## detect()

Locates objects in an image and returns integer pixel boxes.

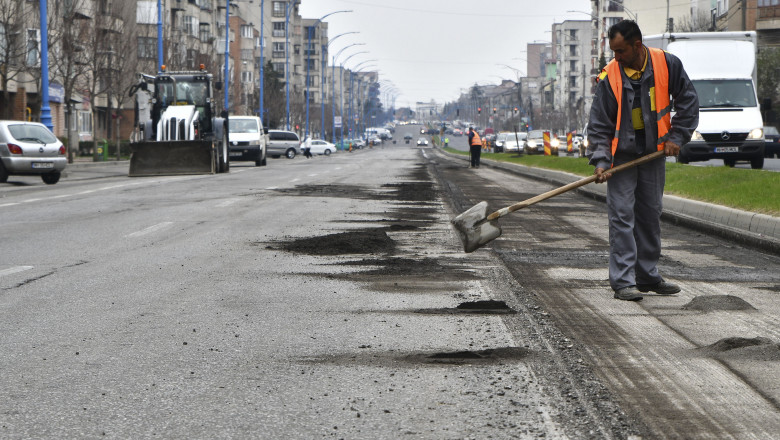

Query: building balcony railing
[272,51,286,59]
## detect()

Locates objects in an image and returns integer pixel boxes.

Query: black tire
[678,154,689,164]
[285,148,296,159]
[324,149,331,156]
[750,156,764,169]
[218,137,230,173]
[724,158,736,167]
[0,162,8,183]
[41,171,60,185]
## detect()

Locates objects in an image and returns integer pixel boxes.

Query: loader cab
[151,73,214,138]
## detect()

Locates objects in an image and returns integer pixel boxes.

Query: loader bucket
[128,140,215,177]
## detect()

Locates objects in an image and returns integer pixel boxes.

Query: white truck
[644,31,765,169]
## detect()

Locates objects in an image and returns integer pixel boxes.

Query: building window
[569,76,576,87]
[569,60,576,71]
[241,25,252,39]
[569,92,577,103]
[137,36,155,59]
[272,22,285,37]
[272,62,284,72]
[0,23,6,64]
[241,49,253,60]
[272,1,285,17]
[78,111,92,135]
[569,45,577,57]
[187,49,197,69]
[184,16,197,37]
[241,70,253,83]
[200,23,210,42]
[26,29,39,66]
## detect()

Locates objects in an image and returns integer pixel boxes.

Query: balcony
[759,6,780,18]
[272,51,286,59]
[97,15,124,34]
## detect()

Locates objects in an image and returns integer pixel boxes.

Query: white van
[644,31,765,168]
[228,116,267,166]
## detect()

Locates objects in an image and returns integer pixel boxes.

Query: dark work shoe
[637,281,681,295]
[614,286,643,301]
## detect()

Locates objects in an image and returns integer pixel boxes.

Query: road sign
[334,116,342,128]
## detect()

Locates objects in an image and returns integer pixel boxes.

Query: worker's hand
[594,167,612,184]
[664,140,681,156]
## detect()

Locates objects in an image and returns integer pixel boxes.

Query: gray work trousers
[606,153,666,290]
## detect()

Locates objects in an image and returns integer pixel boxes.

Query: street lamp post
[331,43,365,144]
[305,10,351,140]
[322,32,358,143]
[39,0,52,132]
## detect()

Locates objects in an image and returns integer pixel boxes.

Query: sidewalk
[438,149,780,255]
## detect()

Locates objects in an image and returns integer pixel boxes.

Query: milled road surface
[1,126,778,439]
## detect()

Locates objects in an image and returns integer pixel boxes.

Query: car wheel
[324,149,331,156]
[41,171,60,185]
[286,148,296,159]
[724,158,736,167]
[677,154,689,164]
[750,156,764,169]
[0,162,8,183]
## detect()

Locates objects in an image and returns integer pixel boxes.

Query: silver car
[0,121,67,184]
[266,130,301,159]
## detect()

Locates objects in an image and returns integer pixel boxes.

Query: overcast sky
[299,0,592,108]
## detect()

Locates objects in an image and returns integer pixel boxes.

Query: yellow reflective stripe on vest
[603,47,672,163]
[471,132,482,146]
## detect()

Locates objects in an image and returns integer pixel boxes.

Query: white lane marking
[216,198,240,208]
[307,174,318,177]
[291,178,300,183]
[0,202,21,207]
[265,186,278,190]
[0,266,34,277]
[125,222,174,238]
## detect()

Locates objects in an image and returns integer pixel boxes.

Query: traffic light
[478,107,482,115]
[513,107,518,115]
[493,107,497,114]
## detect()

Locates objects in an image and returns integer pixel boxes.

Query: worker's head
[608,20,643,69]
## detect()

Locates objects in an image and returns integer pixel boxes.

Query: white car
[308,139,337,155]
[416,137,429,146]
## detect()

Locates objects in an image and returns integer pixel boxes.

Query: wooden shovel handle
[486,150,666,221]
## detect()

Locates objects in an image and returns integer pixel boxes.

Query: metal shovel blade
[451,201,503,253]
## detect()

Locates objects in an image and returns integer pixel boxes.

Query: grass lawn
[443,148,780,215]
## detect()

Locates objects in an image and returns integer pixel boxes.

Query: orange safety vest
[603,47,671,160]
[470,131,482,146]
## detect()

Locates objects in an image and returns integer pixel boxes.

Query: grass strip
[443,147,779,215]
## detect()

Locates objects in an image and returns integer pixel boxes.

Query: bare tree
[675,10,714,32]
[48,0,93,163]
[0,0,27,119]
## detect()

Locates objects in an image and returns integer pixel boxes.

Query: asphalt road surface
[1,128,778,438]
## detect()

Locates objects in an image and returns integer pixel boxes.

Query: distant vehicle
[308,139,337,155]
[368,135,382,146]
[645,31,764,168]
[404,133,413,144]
[416,137,429,146]
[0,120,66,184]
[267,130,301,159]
[228,116,267,166]
[525,129,559,155]
[495,132,526,153]
[764,125,780,158]
[453,128,463,136]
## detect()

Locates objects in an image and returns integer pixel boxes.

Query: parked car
[0,120,67,184]
[416,137,429,146]
[525,129,559,155]
[228,116,267,166]
[267,130,301,159]
[764,125,780,158]
[368,135,382,146]
[308,139,337,155]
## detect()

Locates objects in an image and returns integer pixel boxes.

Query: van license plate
[230,152,242,157]
[714,147,739,153]
[31,162,54,169]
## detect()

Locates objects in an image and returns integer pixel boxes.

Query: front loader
[128,66,230,177]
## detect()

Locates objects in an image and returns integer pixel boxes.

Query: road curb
[436,149,780,255]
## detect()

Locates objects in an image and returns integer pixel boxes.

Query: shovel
[451,150,666,253]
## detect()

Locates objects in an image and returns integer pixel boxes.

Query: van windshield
[692,79,757,108]
[229,119,259,133]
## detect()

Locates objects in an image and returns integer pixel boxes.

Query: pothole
[417,347,530,364]
[415,300,517,315]
[271,229,396,255]
[682,295,756,312]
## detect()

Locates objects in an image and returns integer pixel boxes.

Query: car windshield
[229,119,259,133]
[8,124,58,144]
[693,79,757,108]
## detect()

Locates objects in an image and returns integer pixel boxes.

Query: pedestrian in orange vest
[468,127,482,168]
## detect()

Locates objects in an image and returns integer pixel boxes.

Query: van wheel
[750,156,764,169]
[286,148,296,159]
[41,171,60,185]
[724,158,736,167]
[0,162,8,183]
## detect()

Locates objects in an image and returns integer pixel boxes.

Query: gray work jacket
[586,47,699,170]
